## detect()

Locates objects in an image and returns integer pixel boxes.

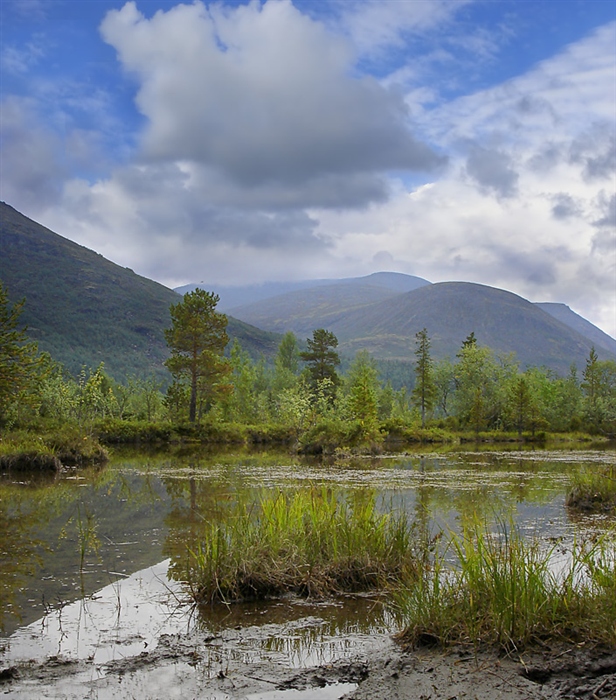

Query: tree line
[1,284,615,440]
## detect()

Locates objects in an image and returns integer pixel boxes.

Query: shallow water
[1,445,614,668]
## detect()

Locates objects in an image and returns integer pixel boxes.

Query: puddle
[1,560,189,666]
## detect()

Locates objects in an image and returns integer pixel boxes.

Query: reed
[184,487,418,604]
[396,519,616,650]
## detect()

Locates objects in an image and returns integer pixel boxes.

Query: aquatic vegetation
[396,520,616,650]
[181,487,419,604]
[566,465,616,514]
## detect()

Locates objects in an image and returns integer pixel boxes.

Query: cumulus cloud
[3,2,614,336]
[99,0,442,208]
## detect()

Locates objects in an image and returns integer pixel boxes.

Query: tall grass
[566,465,616,514]
[396,519,616,650]
[182,487,419,604]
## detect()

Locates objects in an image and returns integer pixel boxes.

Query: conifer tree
[412,328,436,428]
[164,289,231,422]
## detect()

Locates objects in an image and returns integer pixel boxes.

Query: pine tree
[411,328,436,428]
[164,289,231,422]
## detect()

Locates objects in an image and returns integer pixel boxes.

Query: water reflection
[1,446,614,639]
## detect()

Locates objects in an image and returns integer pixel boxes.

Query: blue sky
[1,0,615,336]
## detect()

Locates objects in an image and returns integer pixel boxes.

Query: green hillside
[0,202,279,381]
[536,302,616,356]
[230,279,615,375]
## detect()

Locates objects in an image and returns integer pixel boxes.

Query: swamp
[1,443,615,699]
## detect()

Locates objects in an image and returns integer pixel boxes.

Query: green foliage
[164,289,232,422]
[222,340,268,423]
[94,418,173,444]
[275,331,300,377]
[299,417,364,454]
[504,374,547,437]
[273,378,312,436]
[300,328,341,404]
[581,348,616,434]
[343,350,381,441]
[38,362,119,430]
[411,329,437,428]
[454,339,516,433]
[0,282,47,426]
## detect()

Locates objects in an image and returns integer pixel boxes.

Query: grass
[396,519,616,651]
[0,429,108,470]
[566,465,616,514]
[181,487,419,604]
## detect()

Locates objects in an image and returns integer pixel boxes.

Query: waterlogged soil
[2,446,616,699]
[2,627,616,699]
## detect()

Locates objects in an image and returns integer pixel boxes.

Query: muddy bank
[349,640,616,700]
[2,629,615,699]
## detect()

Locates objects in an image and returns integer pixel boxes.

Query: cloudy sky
[2,0,615,336]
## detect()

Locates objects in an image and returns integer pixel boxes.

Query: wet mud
[2,631,616,699]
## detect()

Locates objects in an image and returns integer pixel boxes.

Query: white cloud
[311,23,616,336]
[336,0,471,57]
[3,2,614,339]
[99,0,441,208]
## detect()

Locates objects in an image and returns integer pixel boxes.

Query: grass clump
[0,429,107,470]
[566,465,616,514]
[182,487,418,604]
[396,520,616,651]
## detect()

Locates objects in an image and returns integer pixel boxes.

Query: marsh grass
[396,520,616,651]
[0,429,108,470]
[566,465,616,514]
[184,487,418,604]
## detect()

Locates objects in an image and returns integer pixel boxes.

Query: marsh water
[1,444,615,673]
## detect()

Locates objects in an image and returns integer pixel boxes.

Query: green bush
[95,418,174,444]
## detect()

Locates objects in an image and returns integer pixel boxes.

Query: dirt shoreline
[2,629,615,699]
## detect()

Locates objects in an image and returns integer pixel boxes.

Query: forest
[1,284,615,458]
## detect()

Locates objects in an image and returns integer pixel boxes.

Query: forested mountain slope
[0,202,279,380]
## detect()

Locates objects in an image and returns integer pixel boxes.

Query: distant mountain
[536,302,616,356]
[228,279,615,374]
[0,203,279,381]
[176,271,431,311]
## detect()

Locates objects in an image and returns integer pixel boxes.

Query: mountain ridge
[0,202,279,380]
[176,271,431,311]
[224,278,614,374]
[2,202,613,380]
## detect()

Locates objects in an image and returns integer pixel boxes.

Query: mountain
[535,302,616,356]
[176,271,430,311]
[228,280,615,374]
[0,203,279,381]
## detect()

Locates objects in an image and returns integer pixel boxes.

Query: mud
[2,630,615,699]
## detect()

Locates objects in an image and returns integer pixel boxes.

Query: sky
[1,0,615,337]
